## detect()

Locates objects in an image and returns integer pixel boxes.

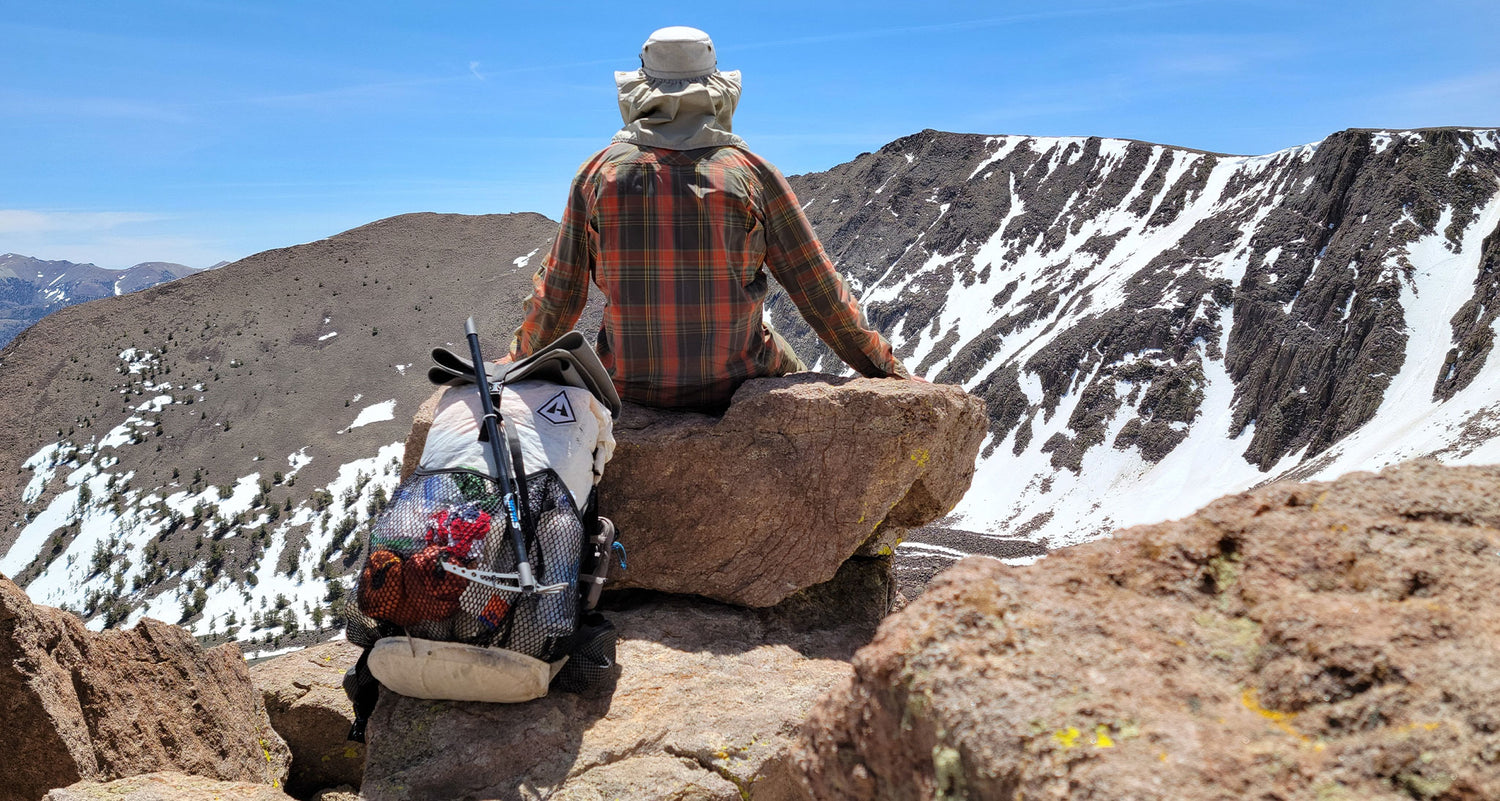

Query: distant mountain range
[0,254,206,347]
[1,126,1497,645]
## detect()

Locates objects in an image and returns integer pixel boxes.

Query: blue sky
[2,0,1496,269]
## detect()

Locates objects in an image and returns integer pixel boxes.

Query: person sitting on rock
[509,26,910,411]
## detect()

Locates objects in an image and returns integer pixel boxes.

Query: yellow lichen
[1053,727,1081,748]
[1310,490,1330,512]
[910,448,930,468]
[1241,689,1324,750]
[932,745,967,801]
[1093,725,1115,748]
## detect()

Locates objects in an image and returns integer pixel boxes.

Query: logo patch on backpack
[537,391,576,425]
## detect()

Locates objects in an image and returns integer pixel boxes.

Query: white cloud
[0,210,166,235]
[1375,70,1500,128]
[0,209,234,269]
[0,89,192,123]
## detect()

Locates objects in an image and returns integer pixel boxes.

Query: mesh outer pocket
[551,612,618,694]
[353,469,583,661]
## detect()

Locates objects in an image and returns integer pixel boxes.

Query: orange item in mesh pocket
[358,549,407,623]
[400,545,470,623]
[479,594,511,631]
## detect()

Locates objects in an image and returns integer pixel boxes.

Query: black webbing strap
[499,394,535,565]
[344,647,379,742]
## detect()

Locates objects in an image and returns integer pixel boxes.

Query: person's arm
[758,163,910,379]
[509,168,595,359]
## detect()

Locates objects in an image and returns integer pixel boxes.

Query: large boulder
[43,772,295,800]
[789,460,1500,800]
[250,640,366,798]
[599,375,985,606]
[361,557,892,800]
[0,577,291,801]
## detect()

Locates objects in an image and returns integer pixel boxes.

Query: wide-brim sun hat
[639,26,720,80]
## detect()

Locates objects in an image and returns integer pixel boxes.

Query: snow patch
[513,248,540,269]
[967,136,1022,181]
[345,399,397,431]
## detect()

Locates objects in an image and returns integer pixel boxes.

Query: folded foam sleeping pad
[368,636,567,704]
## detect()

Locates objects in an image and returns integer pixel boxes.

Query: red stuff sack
[425,505,492,559]
[398,545,470,624]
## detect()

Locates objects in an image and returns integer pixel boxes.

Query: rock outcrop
[601,375,984,606]
[360,558,893,800]
[790,460,1500,799]
[0,576,291,801]
[250,640,366,798]
[42,772,294,801]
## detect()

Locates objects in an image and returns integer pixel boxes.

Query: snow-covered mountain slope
[0,347,403,648]
[0,254,203,347]
[0,213,562,645]
[776,126,1500,552]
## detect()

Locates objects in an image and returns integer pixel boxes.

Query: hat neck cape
[611,70,745,151]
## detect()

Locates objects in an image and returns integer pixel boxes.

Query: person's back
[510,27,908,410]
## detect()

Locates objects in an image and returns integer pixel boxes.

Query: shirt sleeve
[757,163,910,379]
[509,165,596,359]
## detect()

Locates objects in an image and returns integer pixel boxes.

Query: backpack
[344,330,624,734]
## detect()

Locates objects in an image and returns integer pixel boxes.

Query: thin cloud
[1397,69,1500,103]
[15,233,233,271]
[0,210,167,235]
[1111,32,1308,78]
[242,56,616,108]
[471,57,621,78]
[1379,69,1500,126]
[0,212,228,270]
[243,73,473,107]
[725,0,1209,51]
[0,90,192,123]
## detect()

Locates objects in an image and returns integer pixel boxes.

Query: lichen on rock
[790,460,1500,799]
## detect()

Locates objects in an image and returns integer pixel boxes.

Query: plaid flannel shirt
[510,143,908,409]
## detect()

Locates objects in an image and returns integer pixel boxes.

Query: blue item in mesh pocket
[358,469,583,662]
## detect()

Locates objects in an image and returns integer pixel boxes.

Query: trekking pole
[463,317,542,595]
